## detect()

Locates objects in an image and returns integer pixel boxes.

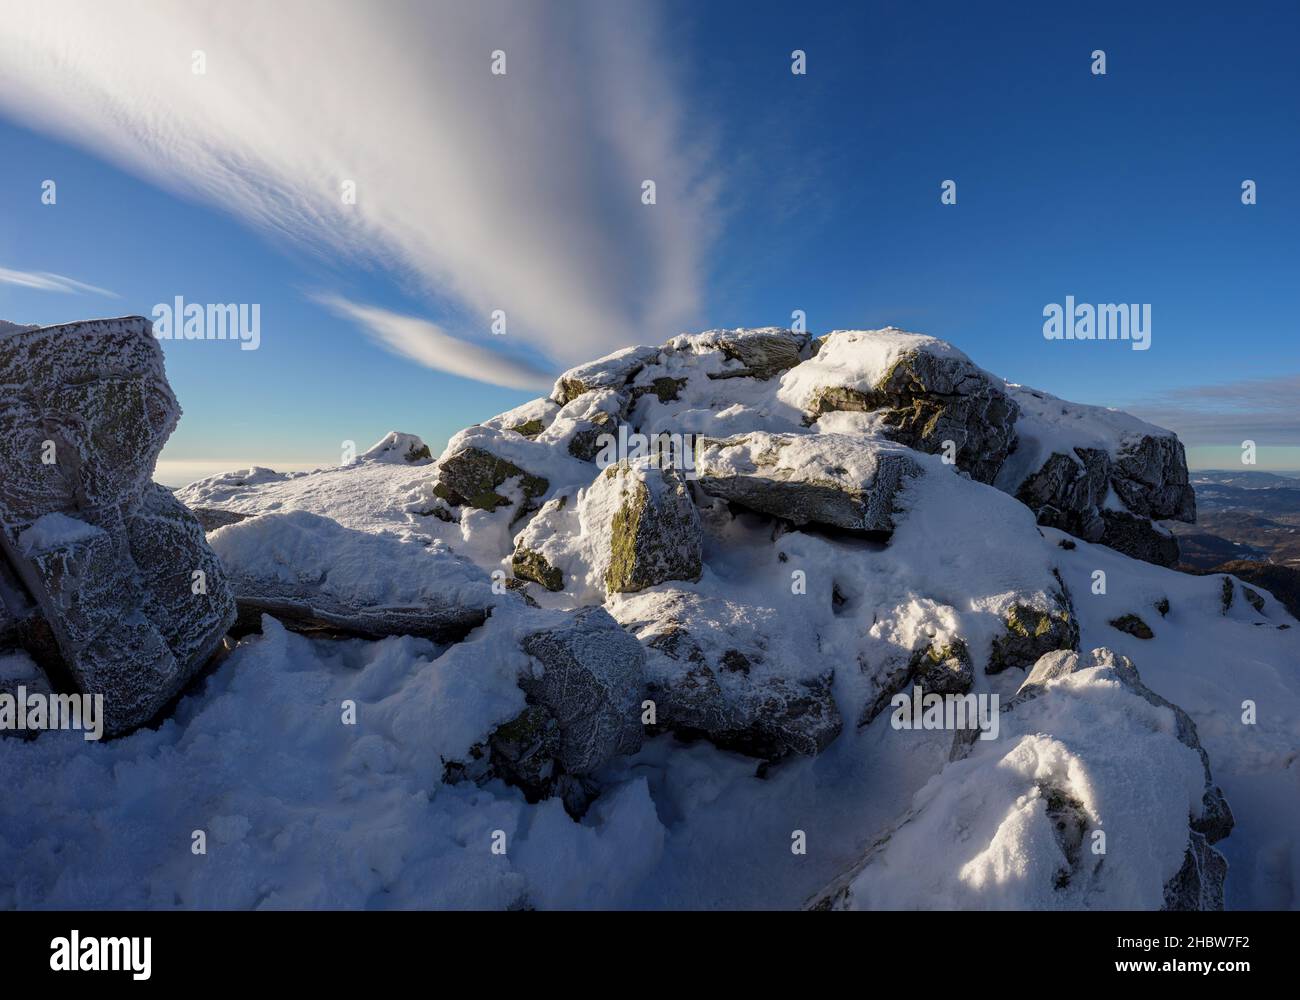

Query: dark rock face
[1109,613,1154,640]
[1014,440,1193,567]
[598,463,702,594]
[701,328,814,381]
[0,317,236,736]
[808,348,1019,484]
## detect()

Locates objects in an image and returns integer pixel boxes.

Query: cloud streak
[315,295,553,393]
[0,266,118,298]
[1129,373,1300,446]
[0,0,715,386]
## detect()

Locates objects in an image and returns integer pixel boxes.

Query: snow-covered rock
[208,510,495,640]
[0,317,235,736]
[358,431,433,465]
[551,344,663,406]
[783,329,1019,484]
[1000,386,1195,565]
[12,318,1289,911]
[812,647,1228,910]
[615,588,841,759]
[695,432,921,533]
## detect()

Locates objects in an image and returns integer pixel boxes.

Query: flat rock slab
[695,432,921,533]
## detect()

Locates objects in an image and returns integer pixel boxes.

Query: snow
[840,663,1208,909]
[995,383,1178,495]
[5,329,1297,910]
[207,510,493,613]
[17,512,105,554]
[357,431,433,465]
[778,328,972,411]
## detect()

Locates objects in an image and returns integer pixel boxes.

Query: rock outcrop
[0,317,236,736]
[616,590,842,760]
[518,606,646,773]
[695,432,920,534]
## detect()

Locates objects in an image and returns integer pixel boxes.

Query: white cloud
[0,0,715,386]
[315,295,553,393]
[0,266,118,298]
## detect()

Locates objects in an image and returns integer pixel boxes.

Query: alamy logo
[0,687,103,741]
[593,425,704,480]
[50,931,151,980]
[1043,295,1151,351]
[890,686,1000,741]
[152,296,261,350]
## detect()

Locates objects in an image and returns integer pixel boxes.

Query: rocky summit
[4,317,1295,911]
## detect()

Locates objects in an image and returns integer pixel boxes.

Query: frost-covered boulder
[781,329,1019,483]
[208,510,494,640]
[519,606,646,773]
[551,345,662,406]
[1008,647,1232,908]
[616,589,842,760]
[0,317,235,736]
[695,432,921,533]
[812,647,1228,911]
[510,460,702,600]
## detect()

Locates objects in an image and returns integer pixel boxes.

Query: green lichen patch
[633,376,687,403]
[433,447,549,514]
[512,545,564,592]
[987,600,1079,674]
[509,418,545,438]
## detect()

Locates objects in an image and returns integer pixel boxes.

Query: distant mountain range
[1175,470,1300,617]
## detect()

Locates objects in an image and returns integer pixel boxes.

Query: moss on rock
[1109,613,1154,640]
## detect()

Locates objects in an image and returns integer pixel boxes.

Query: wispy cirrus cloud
[315,295,552,394]
[0,0,716,388]
[1129,373,1300,446]
[0,266,118,298]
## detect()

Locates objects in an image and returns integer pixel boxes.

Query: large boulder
[1010,647,1232,908]
[615,590,842,760]
[432,446,548,517]
[695,432,921,534]
[663,327,816,381]
[587,461,702,594]
[519,606,646,773]
[208,510,494,641]
[1001,386,1195,566]
[510,460,703,600]
[0,317,236,736]
[780,329,1019,483]
[811,646,1226,910]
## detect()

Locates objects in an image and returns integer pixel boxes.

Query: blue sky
[1,0,1296,483]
